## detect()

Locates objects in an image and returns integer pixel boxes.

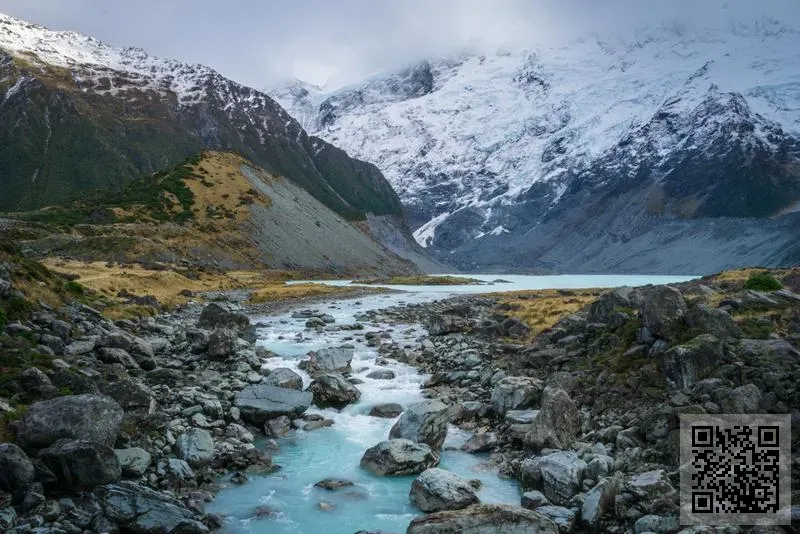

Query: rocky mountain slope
[6,151,429,276]
[273,20,800,274]
[0,13,441,273]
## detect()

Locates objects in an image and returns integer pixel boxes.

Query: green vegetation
[64,280,86,296]
[0,308,6,332]
[13,157,199,226]
[743,273,783,291]
[738,317,774,339]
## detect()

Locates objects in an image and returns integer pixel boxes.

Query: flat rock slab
[235,384,312,426]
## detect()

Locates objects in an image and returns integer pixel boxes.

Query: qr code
[680,414,791,525]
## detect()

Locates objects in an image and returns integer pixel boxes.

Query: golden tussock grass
[489,288,602,340]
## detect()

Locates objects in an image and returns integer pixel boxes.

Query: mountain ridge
[271,19,800,273]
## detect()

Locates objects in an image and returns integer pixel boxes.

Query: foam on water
[209,274,696,533]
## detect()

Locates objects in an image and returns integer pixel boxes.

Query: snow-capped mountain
[0,12,443,272]
[272,19,800,273]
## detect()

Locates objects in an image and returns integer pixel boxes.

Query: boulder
[581,474,622,525]
[520,452,586,505]
[0,443,35,496]
[175,428,215,467]
[18,367,57,401]
[410,468,479,512]
[307,347,354,374]
[501,317,532,339]
[17,394,123,450]
[314,478,354,491]
[39,439,121,488]
[587,288,632,327]
[491,377,543,415]
[366,369,396,380]
[369,403,404,418]
[360,439,439,476]
[407,505,558,534]
[389,400,449,451]
[685,304,741,339]
[197,302,255,342]
[308,373,361,409]
[659,334,722,389]
[97,347,140,369]
[103,332,156,370]
[640,286,687,341]
[721,383,762,414]
[235,384,312,426]
[263,367,303,390]
[425,314,468,336]
[461,431,498,453]
[104,379,157,415]
[521,490,549,510]
[524,387,580,452]
[114,448,152,477]
[264,416,291,438]
[626,470,676,502]
[535,506,576,532]
[207,328,240,360]
[94,481,208,533]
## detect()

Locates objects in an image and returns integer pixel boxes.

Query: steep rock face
[0,14,402,224]
[273,21,800,273]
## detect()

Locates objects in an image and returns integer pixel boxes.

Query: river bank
[0,266,798,533]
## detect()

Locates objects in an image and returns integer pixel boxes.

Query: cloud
[0,0,798,90]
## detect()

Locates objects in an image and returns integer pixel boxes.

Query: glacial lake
[208,274,696,533]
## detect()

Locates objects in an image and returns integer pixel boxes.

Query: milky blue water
[208,274,695,533]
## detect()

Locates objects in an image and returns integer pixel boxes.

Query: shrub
[743,273,782,291]
[0,308,6,332]
[64,281,86,295]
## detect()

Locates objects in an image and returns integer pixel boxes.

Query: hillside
[6,151,426,276]
[0,13,402,223]
[273,20,800,274]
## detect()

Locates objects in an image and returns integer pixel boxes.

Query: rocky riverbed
[0,266,799,533]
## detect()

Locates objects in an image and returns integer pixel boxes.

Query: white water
[208,274,695,533]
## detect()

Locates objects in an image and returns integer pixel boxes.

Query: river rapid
[208,274,694,533]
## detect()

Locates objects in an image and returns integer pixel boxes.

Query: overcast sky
[0,0,798,90]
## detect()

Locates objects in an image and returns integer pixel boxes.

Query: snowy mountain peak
[271,23,800,251]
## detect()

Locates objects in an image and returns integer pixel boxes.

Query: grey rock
[626,470,676,502]
[389,400,449,451]
[360,439,439,476]
[197,302,255,342]
[0,443,36,496]
[721,383,762,414]
[17,394,123,450]
[104,332,156,370]
[407,504,558,534]
[235,384,312,425]
[685,304,741,339]
[409,468,479,512]
[114,448,152,477]
[366,369,396,380]
[175,428,215,467]
[521,490,549,510]
[207,328,240,360]
[263,367,303,390]
[633,514,679,534]
[490,377,543,415]
[305,317,326,328]
[461,431,498,453]
[264,416,291,438]
[39,439,121,488]
[581,474,622,525]
[369,403,404,418]
[94,481,208,533]
[97,347,139,369]
[641,286,687,341]
[307,347,354,374]
[64,339,96,357]
[0,506,16,530]
[520,452,586,505]
[307,373,361,409]
[314,478,354,491]
[659,334,723,389]
[104,379,157,415]
[18,367,57,400]
[225,423,254,443]
[524,387,580,452]
[535,506,576,533]
[158,458,195,480]
[505,410,539,424]
[426,314,467,336]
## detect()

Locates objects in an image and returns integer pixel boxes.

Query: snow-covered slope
[272,19,800,273]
